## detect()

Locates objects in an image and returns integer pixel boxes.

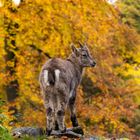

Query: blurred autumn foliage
[0,0,140,139]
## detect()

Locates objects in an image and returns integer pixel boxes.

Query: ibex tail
[44,69,60,86]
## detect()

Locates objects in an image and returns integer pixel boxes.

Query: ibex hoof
[73,126,84,135]
[60,127,66,133]
[46,129,52,136]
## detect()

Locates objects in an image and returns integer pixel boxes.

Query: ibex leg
[69,93,79,127]
[56,94,66,132]
[45,99,55,135]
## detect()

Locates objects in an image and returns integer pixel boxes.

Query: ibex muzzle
[39,42,96,135]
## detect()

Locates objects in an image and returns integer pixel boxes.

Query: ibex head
[71,42,96,67]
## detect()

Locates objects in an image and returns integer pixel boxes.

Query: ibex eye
[82,54,87,57]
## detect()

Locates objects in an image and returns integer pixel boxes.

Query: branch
[30,45,51,58]
[51,126,84,138]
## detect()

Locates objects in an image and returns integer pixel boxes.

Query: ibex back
[39,42,96,135]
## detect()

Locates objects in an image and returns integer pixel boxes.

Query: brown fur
[39,43,96,134]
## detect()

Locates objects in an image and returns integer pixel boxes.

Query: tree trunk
[12,126,84,138]
[4,6,19,102]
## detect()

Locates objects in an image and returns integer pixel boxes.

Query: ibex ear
[71,43,79,56]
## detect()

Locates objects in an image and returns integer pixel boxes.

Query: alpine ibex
[39,42,96,135]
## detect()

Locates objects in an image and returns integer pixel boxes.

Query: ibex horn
[78,41,84,48]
